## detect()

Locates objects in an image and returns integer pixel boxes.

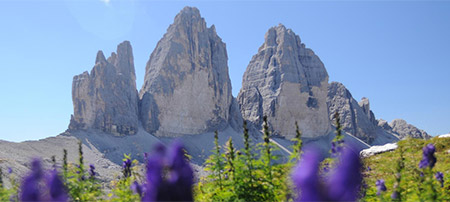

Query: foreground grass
[363,136,450,201]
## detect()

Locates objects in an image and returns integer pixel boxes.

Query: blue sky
[0,0,449,142]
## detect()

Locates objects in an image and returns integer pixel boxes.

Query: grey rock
[69,41,139,136]
[238,24,331,139]
[358,97,377,125]
[139,7,239,136]
[327,82,399,145]
[387,119,431,139]
[0,136,121,189]
[327,82,379,143]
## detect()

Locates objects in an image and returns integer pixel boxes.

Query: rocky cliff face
[379,119,431,139]
[327,82,379,143]
[69,41,139,136]
[237,24,331,139]
[139,7,239,136]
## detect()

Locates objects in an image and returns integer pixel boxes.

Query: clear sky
[0,0,449,142]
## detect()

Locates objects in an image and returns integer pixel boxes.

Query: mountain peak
[173,6,203,26]
[95,51,106,64]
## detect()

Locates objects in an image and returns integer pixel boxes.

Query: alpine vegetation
[0,121,449,201]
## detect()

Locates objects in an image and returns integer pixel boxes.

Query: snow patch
[360,143,398,158]
[438,134,450,138]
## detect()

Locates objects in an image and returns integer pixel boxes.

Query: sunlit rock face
[69,41,139,136]
[139,7,239,137]
[237,24,331,139]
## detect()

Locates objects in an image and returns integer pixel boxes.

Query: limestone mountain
[327,82,398,144]
[237,24,331,139]
[378,119,431,139]
[139,7,241,137]
[69,41,139,136]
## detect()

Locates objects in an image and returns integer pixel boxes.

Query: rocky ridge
[378,119,431,139]
[327,82,387,144]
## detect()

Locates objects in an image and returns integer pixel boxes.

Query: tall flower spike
[292,148,324,201]
[436,172,444,188]
[419,144,436,169]
[167,141,194,201]
[89,164,96,179]
[142,144,165,201]
[131,181,143,197]
[46,169,68,202]
[327,146,362,201]
[123,159,132,178]
[20,158,43,201]
[375,179,387,196]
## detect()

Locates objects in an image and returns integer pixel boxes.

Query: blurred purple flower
[167,141,194,201]
[292,148,324,201]
[375,179,387,196]
[391,191,399,199]
[327,147,362,201]
[142,150,163,201]
[367,166,372,171]
[436,172,444,188]
[20,158,68,202]
[46,169,68,202]
[131,181,143,197]
[89,164,96,179]
[142,141,193,202]
[292,146,362,201]
[419,144,436,169]
[7,167,12,174]
[20,158,43,201]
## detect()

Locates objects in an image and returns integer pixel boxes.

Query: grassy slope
[362,136,450,201]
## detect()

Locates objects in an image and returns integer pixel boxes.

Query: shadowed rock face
[69,41,139,136]
[237,24,331,139]
[327,82,379,143]
[139,7,238,136]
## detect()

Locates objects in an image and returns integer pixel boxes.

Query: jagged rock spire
[237,24,331,138]
[139,6,241,136]
[69,41,139,136]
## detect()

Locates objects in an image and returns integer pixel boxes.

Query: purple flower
[20,158,43,201]
[20,158,69,201]
[131,181,143,197]
[419,144,437,169]
[7,167,12,174]
[46,169,68,202]
[142,141,194,202]
[292,148,324,201]
[436,172,444,188]
[391,191,399,199]
[167,141,194,201]
[89,164,96,179]
[331,142,337,155]
[292,145,362,201]
[375,179,387,195]
[327,147,362,201]
[123,158,132,178]
[367,166,372,171]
